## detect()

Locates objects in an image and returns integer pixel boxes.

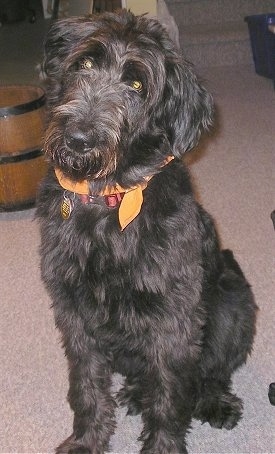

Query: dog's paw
[55,435,102,454]
[194,392,243,430]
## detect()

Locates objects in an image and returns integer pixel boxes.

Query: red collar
[79,192,124,208]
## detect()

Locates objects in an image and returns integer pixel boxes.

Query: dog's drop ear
[41,17,96,106]
[41,18,79,105]
[163,59,214,156]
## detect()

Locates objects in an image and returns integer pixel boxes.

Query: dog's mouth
[43,104,124,180]
[57,148,117,181]
[44,130,119,182]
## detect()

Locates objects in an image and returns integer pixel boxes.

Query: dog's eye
[130,80,143,92]
[81,58,94,70]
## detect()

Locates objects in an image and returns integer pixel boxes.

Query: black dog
[37,10,257,454]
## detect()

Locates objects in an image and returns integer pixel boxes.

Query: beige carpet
[0,13,274,452]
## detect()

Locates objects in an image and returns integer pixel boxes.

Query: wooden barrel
[0,85,47,211]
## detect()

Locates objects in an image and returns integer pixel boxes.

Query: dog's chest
[39,184,205,371]
[42,191,204,306]
[77,221,203,324]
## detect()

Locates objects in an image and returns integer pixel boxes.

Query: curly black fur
[37,10,257,454]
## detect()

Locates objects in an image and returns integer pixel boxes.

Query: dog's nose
[65,130,92,153]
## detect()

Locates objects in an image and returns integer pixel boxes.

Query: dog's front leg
[54,314,116,454]
[139,364,195,454]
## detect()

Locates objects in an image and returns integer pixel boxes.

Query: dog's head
[42,10,213,185]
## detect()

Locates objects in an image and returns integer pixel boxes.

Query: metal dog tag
[61,193,74,220]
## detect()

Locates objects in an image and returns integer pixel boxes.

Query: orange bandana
[55,156,174,230]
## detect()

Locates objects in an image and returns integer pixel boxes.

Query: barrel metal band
[0,148,44,164]
[0,93,46,118]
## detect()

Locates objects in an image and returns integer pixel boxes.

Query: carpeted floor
[0,11,275,454]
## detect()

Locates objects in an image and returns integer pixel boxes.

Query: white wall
[41,0,94,18]
[122,0,157,17]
